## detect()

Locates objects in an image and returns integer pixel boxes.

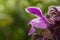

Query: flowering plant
[25,6,60,40]
[25,7,49,35]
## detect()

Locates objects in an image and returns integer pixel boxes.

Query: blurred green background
[0,0,60,40]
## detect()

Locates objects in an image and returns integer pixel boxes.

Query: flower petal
[29,18,48,29]
[28,26,35,35]
[25,7,43,17]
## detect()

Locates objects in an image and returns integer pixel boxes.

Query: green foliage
[0,0,60,40]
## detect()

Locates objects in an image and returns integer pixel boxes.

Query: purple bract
[25,7,49,35]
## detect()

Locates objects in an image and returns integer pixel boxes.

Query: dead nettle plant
[25,6,60,40]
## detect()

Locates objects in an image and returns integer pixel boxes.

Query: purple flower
[25,7,49,35]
